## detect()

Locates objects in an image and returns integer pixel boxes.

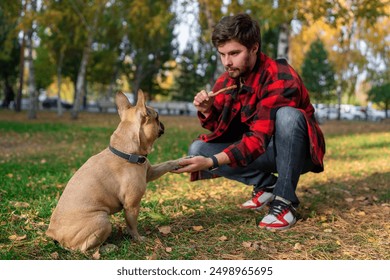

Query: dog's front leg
[146,160,181,182]
[123,206,143,241]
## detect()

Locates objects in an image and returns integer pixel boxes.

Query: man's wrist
[208,155,219,171]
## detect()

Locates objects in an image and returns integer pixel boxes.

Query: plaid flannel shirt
[191,52,325,181]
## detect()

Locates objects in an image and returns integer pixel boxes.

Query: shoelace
[269,200,290,216]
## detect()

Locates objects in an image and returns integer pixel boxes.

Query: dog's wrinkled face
[145,106,164,139]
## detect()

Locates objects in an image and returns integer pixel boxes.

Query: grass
[0,110,389,260]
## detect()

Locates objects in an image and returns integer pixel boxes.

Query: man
[173,13,325,230]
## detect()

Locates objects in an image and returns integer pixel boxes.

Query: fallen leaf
[99,244,118,254]
[293,243,302,250]
[219,235,228,241]
[51,252,59,260]
[357,211,366,216]
[242,241,252,248]
[324,229,333,233]
[9,234,27,241]
[192,226,203,232]
[165,247,172,253]
[158,226,171,235]
[11,201,30,208]
[345,198,354,203]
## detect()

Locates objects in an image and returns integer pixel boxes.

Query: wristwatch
[208,155,219,171]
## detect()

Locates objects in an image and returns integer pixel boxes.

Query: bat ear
[115,91,132,119]
[135,89,148,116]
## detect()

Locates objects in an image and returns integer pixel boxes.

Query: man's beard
[225,56,252,79]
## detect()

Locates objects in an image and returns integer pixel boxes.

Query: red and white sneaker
[258,198,296,230]
[240,189,275,211]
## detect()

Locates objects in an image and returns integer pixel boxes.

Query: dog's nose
[158,122,165,137]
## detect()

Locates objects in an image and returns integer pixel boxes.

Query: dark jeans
[188,107,315,207]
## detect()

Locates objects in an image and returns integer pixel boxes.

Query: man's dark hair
[211,13,261,53]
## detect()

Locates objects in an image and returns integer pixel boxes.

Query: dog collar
[109,145,147,164]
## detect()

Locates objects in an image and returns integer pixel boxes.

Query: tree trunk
[15,31,25,112]
[2,77,15,108]
[71,35,92,119]
[277,23,290,60]
[26,28,38,120]
[56,50,64,116]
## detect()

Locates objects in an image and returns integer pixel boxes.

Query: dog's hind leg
[77,218,112,252]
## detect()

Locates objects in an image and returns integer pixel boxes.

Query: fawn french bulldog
[46,90,182,252]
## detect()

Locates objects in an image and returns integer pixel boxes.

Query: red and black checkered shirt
[191,53,325,181]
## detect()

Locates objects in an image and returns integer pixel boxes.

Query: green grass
[0,111,389,260]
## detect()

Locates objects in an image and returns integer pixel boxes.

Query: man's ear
[115,91,132,118]
[250,42,259,54]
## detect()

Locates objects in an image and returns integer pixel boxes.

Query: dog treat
[208,85,237,97]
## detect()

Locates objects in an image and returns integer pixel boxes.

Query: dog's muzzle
[158,121,165,137]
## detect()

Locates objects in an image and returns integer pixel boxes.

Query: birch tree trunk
[277,22,290,60]
[56,50,64,116]
[26,0,39,120]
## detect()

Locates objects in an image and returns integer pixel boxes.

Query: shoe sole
[240,203,269,211]
[258,218,297,230]
[240,195,275,211]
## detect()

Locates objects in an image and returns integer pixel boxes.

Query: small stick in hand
[208,85,237,97]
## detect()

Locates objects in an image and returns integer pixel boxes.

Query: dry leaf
[9,234,27,241]
[165,247,172,253]
[324,229,333,233]
[219,235,228,241]
[293,243,302,250]
[192,226,203,232]
[146,253,157,260]
[345,198,354,203]
[99,244,118,254]
[242,241,252,248]
[158,226,171,235]
[12,201,30,208]
[51,252,59,260]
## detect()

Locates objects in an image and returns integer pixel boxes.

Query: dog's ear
[115,91,132,117]
[135,89,148,116]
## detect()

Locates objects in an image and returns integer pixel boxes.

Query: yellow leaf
[9,234,27,241]
[192,226,203,232]
[158,226,171,235]
[219,235,228,241]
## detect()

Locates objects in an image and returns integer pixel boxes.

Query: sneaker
[258,198,296,230]
[240,189,275,210]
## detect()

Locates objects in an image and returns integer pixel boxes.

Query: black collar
[109,145,147,164]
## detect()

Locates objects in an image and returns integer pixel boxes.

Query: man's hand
[171,156,212,173]
[193,90,214,117]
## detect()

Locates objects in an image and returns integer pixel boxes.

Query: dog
[46,90,182,252]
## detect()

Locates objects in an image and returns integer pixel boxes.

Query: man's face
[217,40,258,79]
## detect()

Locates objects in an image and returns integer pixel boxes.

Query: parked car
[42,98,73,109]
[366,108,385,122]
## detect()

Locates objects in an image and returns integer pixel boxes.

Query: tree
[301,39,336,104]
[368,82,390,118]
[122,0,177,100]
[0,5,20,109]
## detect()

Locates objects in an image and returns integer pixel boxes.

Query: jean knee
[276,107,305,131]
[188,140,206,155]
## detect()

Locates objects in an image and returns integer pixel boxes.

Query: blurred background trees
[0,0,388,119]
